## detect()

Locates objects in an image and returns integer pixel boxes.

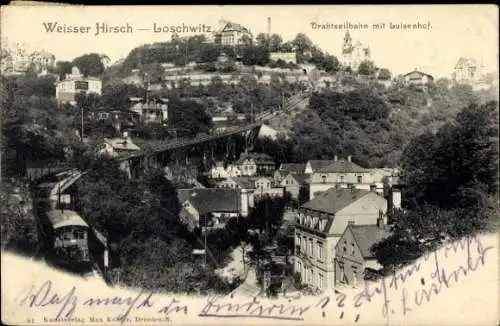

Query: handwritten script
[14,235,493,324]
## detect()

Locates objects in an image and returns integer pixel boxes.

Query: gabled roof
[348,224,391,259]
[280,163,306,173]
[229,176,258,189]
[301,188,375,215]
[317,159,367,173]
[454,57,477,69]
[307,160,336,171]
[177,188,240,215]
[404,70,434,80]
[287,173,310,184]
[217,20,252,34]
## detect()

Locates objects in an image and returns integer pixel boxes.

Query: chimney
[267,17,271,39]
[334,155,338,162]
[347,156,352,162]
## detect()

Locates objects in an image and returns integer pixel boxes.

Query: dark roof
[290,173,310,184]
[227,177,257,189]
[404,70,434,80]
[177,188,240,215]
[307,160,336,171]
[237,152,275,165]
[348,225,391,259]
[280,163,306,173]
[301,188,373,215]
[317,159,367,173]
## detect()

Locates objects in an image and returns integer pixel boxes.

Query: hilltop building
[341,30,371,71]
[213,20,253,47]
[55,67,102,105]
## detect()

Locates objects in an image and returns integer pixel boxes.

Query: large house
[334,219,391,288]
[308,156,400,200]
[55,67,102,105]
[29,50,56,74]
[177,188,243,231]
[235,152,276,176]
[452,57,484,85]
[217,175,283,202]
[294,187,389,292]
[213,20,253,47]
[341,30,371,71]
[404,69,434,91]
[129,97,168,124]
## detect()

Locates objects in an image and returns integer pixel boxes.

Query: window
[319,273,324,290]
[74,81,89,91]
[339,264,345,283]
[343,240,347,253]
[309,239,314,257]
[351,243,355,255]
[318,242,324,261]
[321,175,326,183]
[357,175,363,183]
[340,175,345,183]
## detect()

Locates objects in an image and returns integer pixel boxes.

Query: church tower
[341,30,353,68]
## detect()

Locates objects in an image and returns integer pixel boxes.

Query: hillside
[255,75,499,168]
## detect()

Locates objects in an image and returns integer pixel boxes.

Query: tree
[358,60,376,76]
[269,34,283,52]
[292,33,313,55]
[72,53,106,77]
[378,68,392,81]
[199,43,220,63]
[0,180,38,256]
[141,62,164,85]
[168,98,213,135]
[256,33,269,49]
[53,61,73,80]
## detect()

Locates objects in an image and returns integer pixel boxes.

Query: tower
[341,30,353,68]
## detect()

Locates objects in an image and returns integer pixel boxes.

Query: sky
[1,4,498,79]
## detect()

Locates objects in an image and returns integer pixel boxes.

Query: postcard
[1,4,499,326]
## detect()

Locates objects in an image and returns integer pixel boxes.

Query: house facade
[308,156,399,200]
[334,220,390,288]
[294,188,388,292]
[236,152,276,176]
[55,67,102,105]
[280,173,309,199]
[129,97,168,124]
[404,70,434,91]
[213,20,253,47]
